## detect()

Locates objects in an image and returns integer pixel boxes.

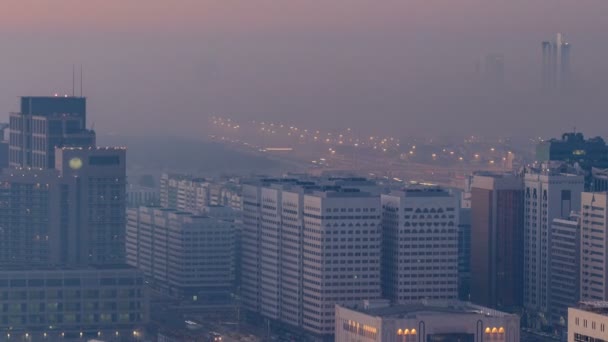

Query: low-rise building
[0,265,148,341]
[568,301,608,341]
[335,300,520,342]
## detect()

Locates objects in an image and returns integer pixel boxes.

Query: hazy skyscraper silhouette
[542,33,571,91]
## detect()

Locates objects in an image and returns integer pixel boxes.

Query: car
[207,332,223,342]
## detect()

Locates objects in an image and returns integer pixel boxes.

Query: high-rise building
[160,173,209,212]
[458,207,472,301]
[536,132,608,190]
[241,178,382,336]
[8,96,95,169]
[0,147,127,267]
[0,96,146,337]
[568,302,608,342]
[476,54,505,90]
[470,172,524,309]
[160,173,243,212]
[549,214,580,325]
[0,123,8,169]
[542,33,571,90]
[523,165,584,314]
[126,206,236,301]
[580,192,608,301]
[381,187,459,304]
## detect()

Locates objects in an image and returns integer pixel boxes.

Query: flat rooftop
[577,301,608,315]
[348,300,513,319]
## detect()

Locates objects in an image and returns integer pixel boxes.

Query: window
[89,156,120,165]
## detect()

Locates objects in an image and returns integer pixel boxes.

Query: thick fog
[1,0,607,140]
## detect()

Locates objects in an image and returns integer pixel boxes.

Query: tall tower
[8,96,95,169]
[541,33,571,91]
[580,192,608,301]
[523,165,584,316]
[381,187,459,304]
[470,172,524,310]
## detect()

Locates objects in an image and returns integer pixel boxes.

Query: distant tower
[476,54,505,90]
[542,33,571,91]
[484,54,505,89]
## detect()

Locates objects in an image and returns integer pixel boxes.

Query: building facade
[549,215,581,324]
[523,167,584,314]
[0,147,127,267]
[470,172,524,309]
[335,300,520,342]
[458,207,472,301]
[381,187,459,304]
[126,206,235,300]
[242,178,382,336]
[580,192,608,301]
[568,302,608,342]
[8,96,95,169]
[0,266,148,341]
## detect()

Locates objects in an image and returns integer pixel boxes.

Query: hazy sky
[1,0,608,139]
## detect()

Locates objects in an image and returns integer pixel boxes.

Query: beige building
[568,302,608,341]
[241,178,382,336]
[335,300,520,342]
[581,192,608,301]
[381,187,459,303]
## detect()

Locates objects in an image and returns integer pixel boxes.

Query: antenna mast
[80,65,83,97]
[72,64,75,96]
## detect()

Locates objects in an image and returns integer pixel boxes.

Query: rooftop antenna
[72,64,75,97]
[80,65,83,97]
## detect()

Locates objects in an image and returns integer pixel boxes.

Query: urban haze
[1,1,608,342]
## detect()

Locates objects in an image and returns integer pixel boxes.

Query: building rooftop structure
[349,300,513,319]
[577,301,608,315]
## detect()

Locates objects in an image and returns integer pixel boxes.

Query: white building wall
[381,188,459,304]
[524,171,584,312]
[581,193,608,301]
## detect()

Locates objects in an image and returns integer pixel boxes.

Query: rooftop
[578,301,608,315]
[346,300,514,319]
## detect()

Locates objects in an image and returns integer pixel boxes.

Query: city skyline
[1,1,608,138]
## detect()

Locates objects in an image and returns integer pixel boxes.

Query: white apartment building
[550,214,580,323]
[241,178,382,336]
[523,166,584,313]
[126,206,235,300]
[160,174,209,213]
[381,187,459,304]
[581,192,608,301]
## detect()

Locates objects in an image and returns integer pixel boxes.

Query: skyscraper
[0,96,147,338]
[241,178,382,336]
[8,96,95,169]
[381,187,459,304]
[470,172,524,309]
[580,192,608,301]
[536,132,608,190]
[523,165,584,315]
[541,33,571,91]
[0,147,127,267]
[549,214,580,324]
